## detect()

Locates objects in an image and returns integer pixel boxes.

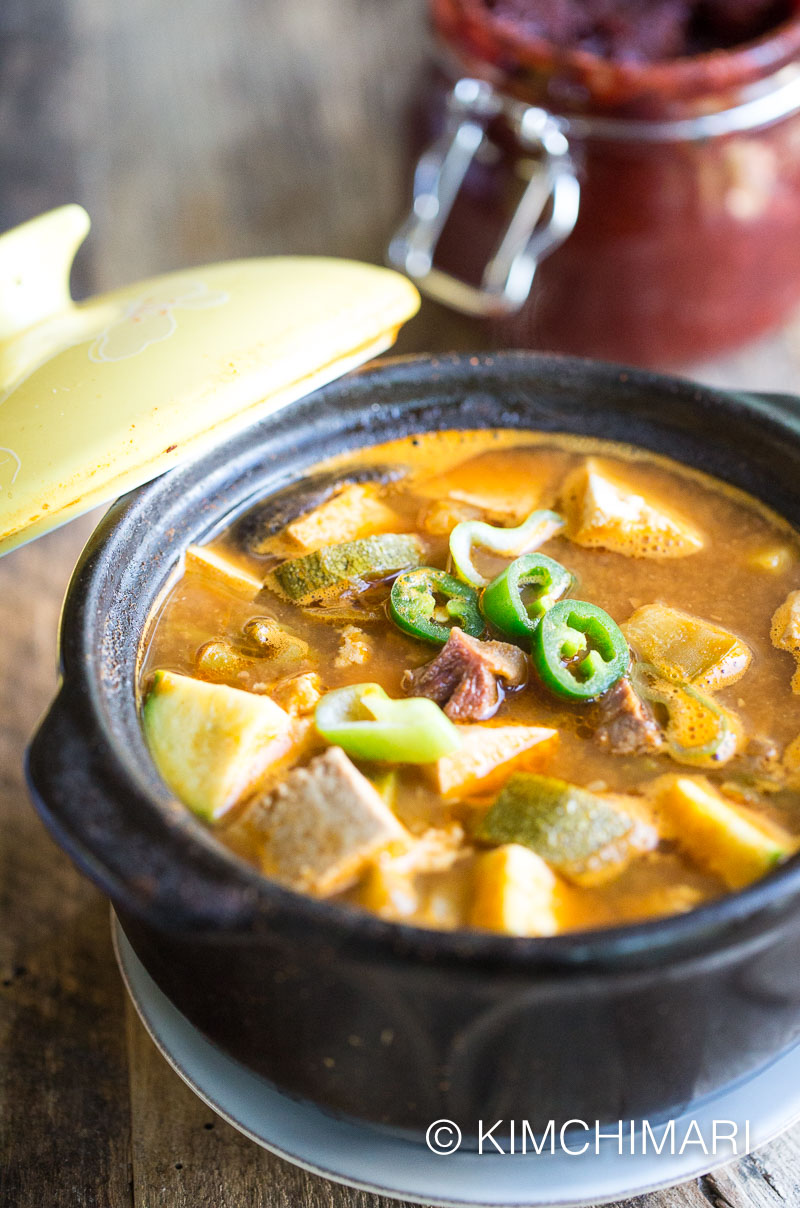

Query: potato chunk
[560,460,703,558]
[252,747,407,895]
[143,670,292,821]
[647,775,793,889]
[428,724,558,798]
[185,543,263,598]
[623,604,751,692]
[282,483,400,553]
[470,845,561,936]
[770,590,800,692]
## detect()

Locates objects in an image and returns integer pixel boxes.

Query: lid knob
[0,204,89,344]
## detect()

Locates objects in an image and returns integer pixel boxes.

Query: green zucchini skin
[270,533,423,603]
[476,773,637,880]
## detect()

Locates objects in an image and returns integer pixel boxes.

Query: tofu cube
[416,451,556,522]
[283,483,400,552]
[254,747,407,895]
[561,460,703,559]
[184,543,263,598]
[358,864,419,920]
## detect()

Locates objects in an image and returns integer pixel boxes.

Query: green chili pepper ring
[532,599,629,701]
[389,567,483,644]
[481,553,574,641]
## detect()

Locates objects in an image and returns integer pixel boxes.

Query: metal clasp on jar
[387,78,580,318]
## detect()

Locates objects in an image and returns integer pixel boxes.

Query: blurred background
[1,0,479,355]
[4,0,800,386]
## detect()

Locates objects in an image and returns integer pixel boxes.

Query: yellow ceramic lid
[0,206,420,557]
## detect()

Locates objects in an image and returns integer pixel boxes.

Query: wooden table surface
[2,2,800,1205]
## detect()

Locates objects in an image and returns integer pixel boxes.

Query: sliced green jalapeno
[389,567,483,644]
[532,599,629,701]
[449,508,564,589]
[481,553,574,641]
[315,683,461,763]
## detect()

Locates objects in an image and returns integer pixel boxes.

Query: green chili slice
[481,553,574,641]
[532,599,629,701]
[315,683,461,763]
[630,661,741,766]
[389,567,483,644]
[449,508,565,588]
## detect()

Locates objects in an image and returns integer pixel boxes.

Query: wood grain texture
[1,0,799,1205]
[126,1005,427,1208]
[0,516,133,1208]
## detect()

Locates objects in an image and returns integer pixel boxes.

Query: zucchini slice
[269,533,423,604]
[647,775,795,889]
[623,604,750,692]
[476,773,657,885]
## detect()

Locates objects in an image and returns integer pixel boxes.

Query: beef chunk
[402,628,527,722]
[593,676,665,756]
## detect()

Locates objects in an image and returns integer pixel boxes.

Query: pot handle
[26,686,259,935]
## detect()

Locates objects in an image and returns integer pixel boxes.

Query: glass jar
[389,0,800,367]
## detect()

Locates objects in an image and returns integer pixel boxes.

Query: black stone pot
[25,353,800,1139]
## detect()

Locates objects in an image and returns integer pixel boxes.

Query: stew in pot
[139,429,800,935]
